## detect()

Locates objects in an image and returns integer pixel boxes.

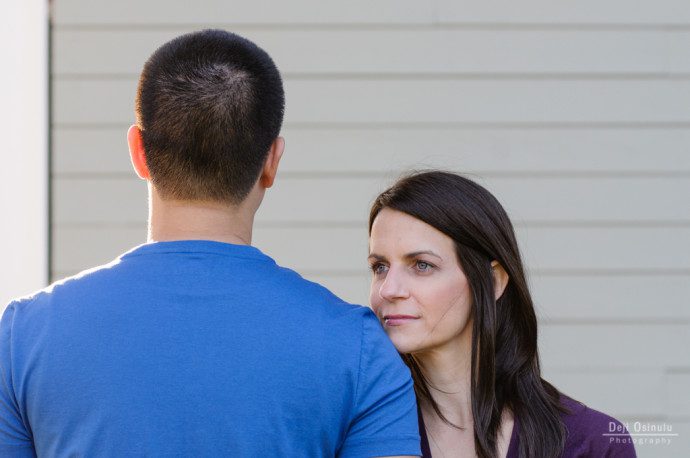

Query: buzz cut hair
[135,29,285,204]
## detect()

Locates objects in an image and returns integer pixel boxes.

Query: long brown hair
[369,171,567,458]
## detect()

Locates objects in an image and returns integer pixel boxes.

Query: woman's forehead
[369,208,454,255]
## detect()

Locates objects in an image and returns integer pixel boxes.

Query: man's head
[131,29,285,205]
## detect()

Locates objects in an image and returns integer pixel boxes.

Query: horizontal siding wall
[52,2,689,456]
[54,79,690,124]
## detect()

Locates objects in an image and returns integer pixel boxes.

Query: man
[0,30,420,457]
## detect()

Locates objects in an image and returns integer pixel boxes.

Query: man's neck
[147,190,256,245]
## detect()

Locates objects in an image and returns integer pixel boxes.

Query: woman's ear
[491,260,509,300]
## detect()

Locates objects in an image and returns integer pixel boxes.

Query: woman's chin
[387,333,424,355]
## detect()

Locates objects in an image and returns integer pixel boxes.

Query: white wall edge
[0,0,49,308]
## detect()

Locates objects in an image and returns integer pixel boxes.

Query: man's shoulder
[5,250,379,343]
[268,263,368,313]
[4,256,128,317]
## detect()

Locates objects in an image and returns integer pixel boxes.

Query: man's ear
[491,260,509,301]
[127,124,150,180]
[259,136,285,189]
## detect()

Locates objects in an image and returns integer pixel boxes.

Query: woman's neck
[414,338,473,427]
[413,337,515,458]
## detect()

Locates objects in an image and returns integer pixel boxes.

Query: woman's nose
[378,268,410,302]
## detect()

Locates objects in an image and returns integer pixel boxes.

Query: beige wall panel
[288,80,690,124]
[54,0,690,26]
[54,29,686,76]
[519,227,690,272]
[530,275,690,321]
[54,127,690,176]
[53,178,146,225]
[666,373,690,417]
[54,128,132,175]
[53,79,690,125]
[53,0,433,25]
[304,273,690,321]
[275,128,690,174]
[539,324,689,369]
[53,226,690,274]
[54,80,137,125]
[437,1,690,24]
[542,370,664,417]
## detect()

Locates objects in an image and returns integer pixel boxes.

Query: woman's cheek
[369,290,381,318]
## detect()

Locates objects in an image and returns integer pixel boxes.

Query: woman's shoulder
[558,394,636,457]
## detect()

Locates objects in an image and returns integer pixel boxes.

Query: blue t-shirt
[0,241,421,457]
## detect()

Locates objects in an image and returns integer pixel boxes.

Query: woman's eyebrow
[368,250,443,261]
[404,250,443,261]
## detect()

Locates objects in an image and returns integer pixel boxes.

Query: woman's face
[368,208,473,355]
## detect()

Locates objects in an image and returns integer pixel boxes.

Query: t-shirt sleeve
[0,303,36,457]
[592,414,637,458]
[562,397,637,458]
[338,310,421,458]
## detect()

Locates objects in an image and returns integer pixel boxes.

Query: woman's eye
[415,261,433,272]
[370,263,388,275]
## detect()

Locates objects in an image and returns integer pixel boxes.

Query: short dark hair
[370,171,567,458]
[135,29,285,204]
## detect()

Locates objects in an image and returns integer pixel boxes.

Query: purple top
[419,395,636,457]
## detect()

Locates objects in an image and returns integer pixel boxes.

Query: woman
[367,171,635,458]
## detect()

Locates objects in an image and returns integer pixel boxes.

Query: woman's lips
[383,315,419,326]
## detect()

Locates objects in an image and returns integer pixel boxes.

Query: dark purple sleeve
[560,397,636,458]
